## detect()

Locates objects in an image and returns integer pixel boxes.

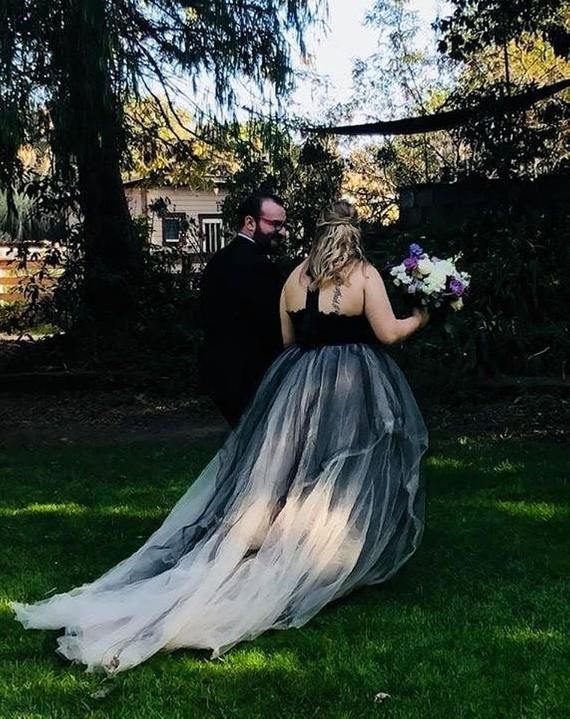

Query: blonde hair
[306,200,365,289]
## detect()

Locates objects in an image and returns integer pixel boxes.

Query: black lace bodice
[288,286,376,349]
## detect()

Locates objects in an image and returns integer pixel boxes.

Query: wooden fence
[0,244,61,304]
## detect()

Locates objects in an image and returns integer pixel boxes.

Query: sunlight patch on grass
[0,502,166,520]
[0,665,96,703]
[491,460,525,474]
[99,505,166,519]
[425,456,466,470]
[0,502,87,517]
[494,500,567,520]
[492,626,566,645]
[433,497,567,522]
[210,649,301,675]
[0,600,16,617]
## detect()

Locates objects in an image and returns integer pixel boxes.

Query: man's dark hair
[237,192,284,227]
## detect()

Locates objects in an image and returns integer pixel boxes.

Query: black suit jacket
[200,235,285,426]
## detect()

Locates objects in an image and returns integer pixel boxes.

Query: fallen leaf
[374,692,392,704]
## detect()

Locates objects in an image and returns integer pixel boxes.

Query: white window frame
[162,212,186,245]
[199,214,225,254]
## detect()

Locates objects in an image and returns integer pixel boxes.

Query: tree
[435,0,570,178]
[435,0,570,66]
[221,119,344,257]
[123,99,236,188]
[308,0,569,182]
[309,0,462,216]
[310,80,570,137]
[0,0,325,338]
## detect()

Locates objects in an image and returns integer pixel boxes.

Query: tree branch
[306,79,570,137]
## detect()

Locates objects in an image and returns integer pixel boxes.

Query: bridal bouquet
[389,243,470,311]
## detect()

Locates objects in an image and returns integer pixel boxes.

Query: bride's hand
[413,307,430,329]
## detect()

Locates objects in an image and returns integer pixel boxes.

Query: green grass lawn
[0,435,568,719]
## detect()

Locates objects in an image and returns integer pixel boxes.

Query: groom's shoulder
[210,236,265,267]
[203,237,256,281]
[205,237,238,267]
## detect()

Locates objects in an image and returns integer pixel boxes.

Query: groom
[200,192,287,427]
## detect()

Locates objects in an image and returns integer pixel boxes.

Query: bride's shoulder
[347,260,378,285]
[285,260,309,287]
[358,261,382,283]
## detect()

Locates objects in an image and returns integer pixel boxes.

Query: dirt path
[1,384,568,447]
[1,389,229,446]
[1,332,568,446]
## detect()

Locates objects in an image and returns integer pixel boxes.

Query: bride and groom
[12,193,429,673]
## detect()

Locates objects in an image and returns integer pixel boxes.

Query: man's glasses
[259,216,288,231]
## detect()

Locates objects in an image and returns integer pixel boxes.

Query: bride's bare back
[280,260,427,347]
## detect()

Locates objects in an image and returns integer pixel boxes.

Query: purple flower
[403,256,419,271]
[449,278,465,297]
[409,243,424,258]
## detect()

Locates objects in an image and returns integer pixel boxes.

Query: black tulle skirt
[12,343,428,672]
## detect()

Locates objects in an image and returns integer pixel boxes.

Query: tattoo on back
[332,284,342,314]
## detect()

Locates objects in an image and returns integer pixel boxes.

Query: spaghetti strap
[305,266,319,313]
[305,286,319,313]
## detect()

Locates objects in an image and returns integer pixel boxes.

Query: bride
[12,200,429,673]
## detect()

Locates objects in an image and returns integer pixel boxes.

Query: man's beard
[253,228,280,253]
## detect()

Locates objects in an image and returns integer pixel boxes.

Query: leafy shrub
[364,206,570,392]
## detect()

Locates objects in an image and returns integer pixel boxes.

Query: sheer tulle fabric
[12,344,427,673]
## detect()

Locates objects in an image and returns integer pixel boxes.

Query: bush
[364,206,570,392]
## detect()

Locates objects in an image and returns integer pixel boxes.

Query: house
[123,177,230,258]
[0,179,230,304]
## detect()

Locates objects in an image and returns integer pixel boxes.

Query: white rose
[417,258,433,276]
[428,270,446,289]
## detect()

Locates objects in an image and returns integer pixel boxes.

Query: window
[162,213,186,245]
[199,215,225,254]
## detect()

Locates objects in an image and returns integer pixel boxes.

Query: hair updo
[306,200,366,289]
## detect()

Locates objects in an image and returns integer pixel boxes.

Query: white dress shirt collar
[237,232,256,244]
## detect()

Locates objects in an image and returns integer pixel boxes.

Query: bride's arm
[280,287,295,347]
[363,264,428,344]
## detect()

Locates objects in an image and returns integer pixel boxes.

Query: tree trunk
[76,127,143,335]
[59,0,143,339]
